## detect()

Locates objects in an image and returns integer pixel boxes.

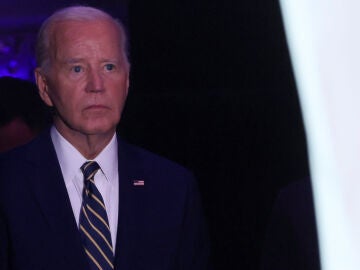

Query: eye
[72,65,83,73]
[104,63,115,71]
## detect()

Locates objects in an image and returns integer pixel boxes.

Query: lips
[84,104,109,110]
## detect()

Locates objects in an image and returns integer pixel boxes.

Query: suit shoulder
[271,178,316,225]
[118,139,194,178]
[277,178,313,204]
[0,143,30,166]
[0,132,47,162]
[0,130,54,176]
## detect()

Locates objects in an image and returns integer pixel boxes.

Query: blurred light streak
[279,1,360,269]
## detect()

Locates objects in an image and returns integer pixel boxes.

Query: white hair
[35,5,129,71]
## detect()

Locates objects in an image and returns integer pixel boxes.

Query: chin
[83,123,117,136]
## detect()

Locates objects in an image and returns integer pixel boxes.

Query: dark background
[0,1,309,269]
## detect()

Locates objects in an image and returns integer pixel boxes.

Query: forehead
[49,19,123,59]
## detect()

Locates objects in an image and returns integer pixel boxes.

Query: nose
[87,69,104,92]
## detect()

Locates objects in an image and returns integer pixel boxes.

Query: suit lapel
[26,130,88,269]
[114,138,148,269]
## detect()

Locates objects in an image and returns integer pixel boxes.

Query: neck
[77,134,114,159]
[53,123,115,160]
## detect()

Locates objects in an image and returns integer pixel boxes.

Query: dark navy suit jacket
[0,129,210,270]
[261,179,321,270]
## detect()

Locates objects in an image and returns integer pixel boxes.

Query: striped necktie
[79,161,114,270]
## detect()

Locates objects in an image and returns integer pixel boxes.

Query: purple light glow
[0,34,36,81]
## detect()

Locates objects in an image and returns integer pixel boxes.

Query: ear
[124,63,131,97]
[35,68,53,107]
[125,72,130,96]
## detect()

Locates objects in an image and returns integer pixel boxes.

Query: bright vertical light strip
[279,1,360,270]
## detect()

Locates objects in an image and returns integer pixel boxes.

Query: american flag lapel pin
[133,179,145,186]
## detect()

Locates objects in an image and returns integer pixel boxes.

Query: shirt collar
[50,125,118,185]
[94,132,118,182]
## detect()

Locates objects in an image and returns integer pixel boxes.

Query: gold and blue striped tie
[79,161,114,270]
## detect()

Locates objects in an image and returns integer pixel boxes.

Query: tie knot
[81,161,100,181]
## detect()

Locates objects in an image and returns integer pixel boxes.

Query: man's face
[36,19,129,139]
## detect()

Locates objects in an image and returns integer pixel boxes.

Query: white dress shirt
[50,126,119,249]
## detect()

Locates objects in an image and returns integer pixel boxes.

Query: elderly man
[0,6,210,270]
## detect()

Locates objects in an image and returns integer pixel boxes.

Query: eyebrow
[63,58,120,64]
[63,58,85,64]
[101,58,120,63]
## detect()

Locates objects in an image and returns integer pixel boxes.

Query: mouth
[82,104,111,114]
[84,104,109,110]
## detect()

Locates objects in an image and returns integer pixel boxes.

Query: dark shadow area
[123,1,310,269]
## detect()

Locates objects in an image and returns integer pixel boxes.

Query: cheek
[48,88,82,120]
[49,89,70,109]
[48,79,82,107]
[108,79,128,104]
[114,90,128,113]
